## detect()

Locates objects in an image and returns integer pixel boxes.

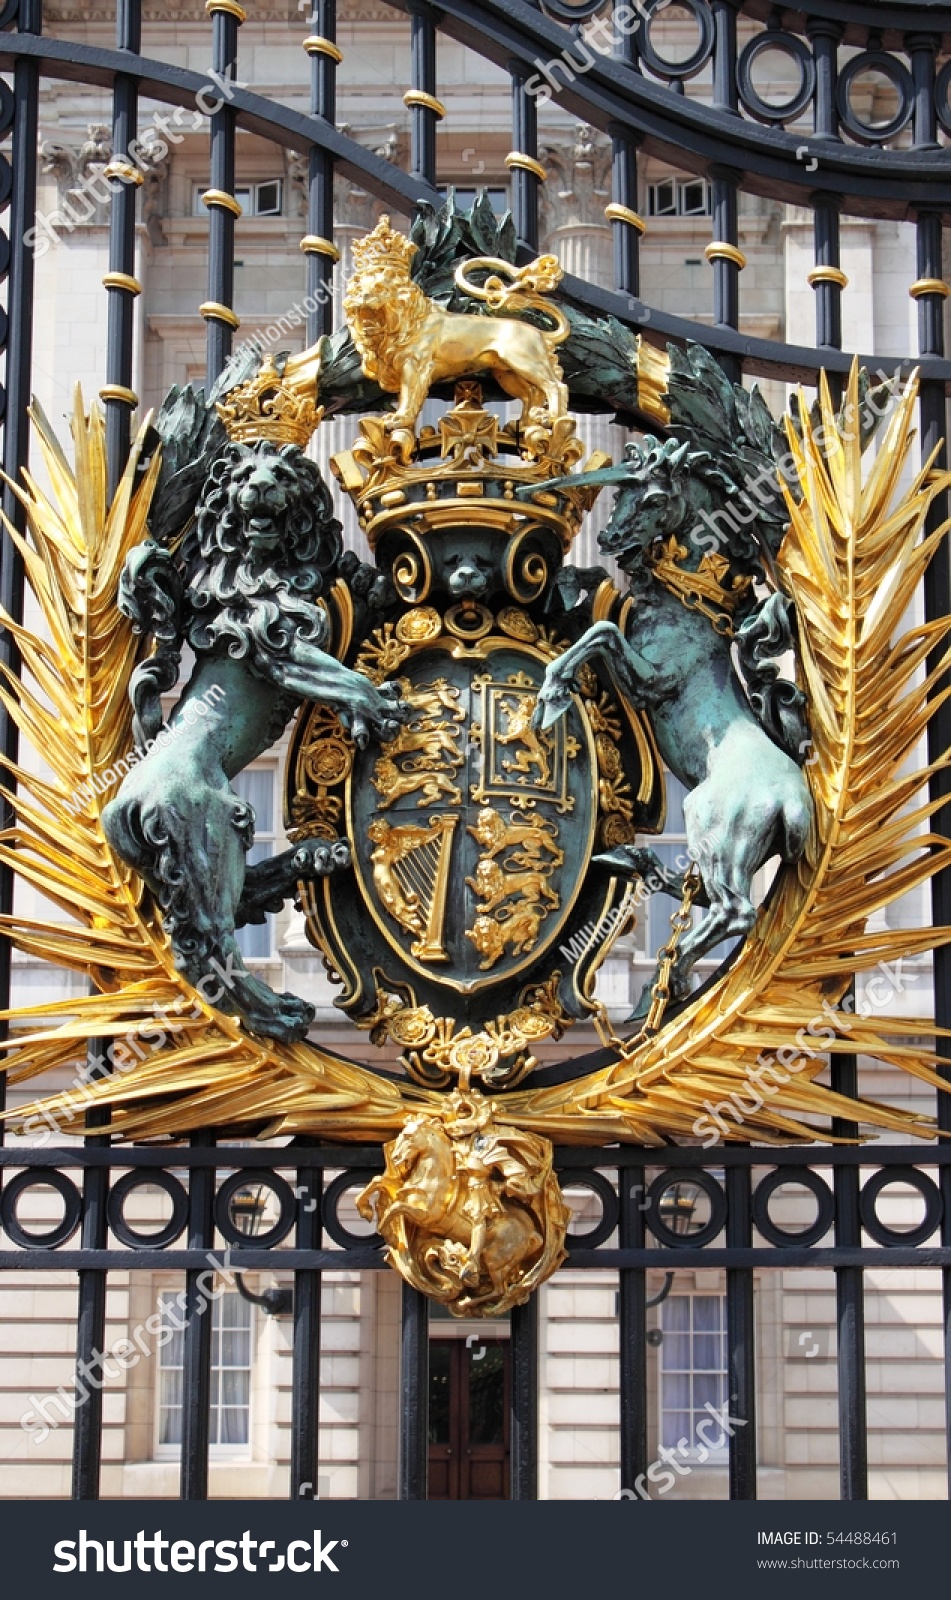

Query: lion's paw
[292,838,351,877]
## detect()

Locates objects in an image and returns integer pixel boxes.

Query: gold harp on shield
[368,814,459,962]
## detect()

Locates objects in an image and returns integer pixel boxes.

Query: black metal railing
[0,1145,949,1500]
[0,0,948,1503]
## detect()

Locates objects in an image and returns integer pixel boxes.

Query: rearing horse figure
[530,434,814,1011]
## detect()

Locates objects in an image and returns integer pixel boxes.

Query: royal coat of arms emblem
[288,366,663,1091]
[2,196,950,1314]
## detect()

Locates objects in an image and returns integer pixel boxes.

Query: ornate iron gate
[0,0,949,1504]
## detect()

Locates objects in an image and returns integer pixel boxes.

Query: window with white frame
[156,1290,252,1452]
[192,179,283,217]
[233,767,278,960]
[647,177,711,217]
[442,185,509,213]
[659,1292,728,1453]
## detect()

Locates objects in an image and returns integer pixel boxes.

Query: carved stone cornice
[337,0,403,18]
[46,1,402,20]
[334,126,406,229]
[40,122,170,241]
[47,2,295,17]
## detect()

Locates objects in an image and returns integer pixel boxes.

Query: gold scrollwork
[391,533,434,604]
[582,689,638,847]
[361,970,569,1089]
[362,970,437,1049]
[355,623,413,684]
[290,792,344,840]
[503,529,550,604]
[289,706,354,840]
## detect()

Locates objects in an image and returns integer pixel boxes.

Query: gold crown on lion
[216,355,323,448]
[348,215,418,278]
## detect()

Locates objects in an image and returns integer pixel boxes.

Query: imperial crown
[347,214,418,278]
[330,383,608,552]
[216,354,323,448]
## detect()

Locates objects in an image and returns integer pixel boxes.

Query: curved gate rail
[0,0,948,1504]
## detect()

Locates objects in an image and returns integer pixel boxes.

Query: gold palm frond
[0,393,420,1142]
[504,363,951,1143]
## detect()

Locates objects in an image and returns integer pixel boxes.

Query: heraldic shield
[289,582,664,1089]
[352,640,594,986]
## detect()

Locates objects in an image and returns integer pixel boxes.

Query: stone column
[307,132,406,560]
[539,126,627,571]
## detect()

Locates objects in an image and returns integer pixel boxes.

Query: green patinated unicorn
[525,345,828,1012]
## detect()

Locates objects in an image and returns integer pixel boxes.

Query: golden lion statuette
[357,1088,571,1317]
[342,216,571,452]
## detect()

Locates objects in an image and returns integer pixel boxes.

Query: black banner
[0,1499,944,1596]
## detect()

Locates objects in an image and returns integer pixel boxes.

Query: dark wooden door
[428,1338,510,1499]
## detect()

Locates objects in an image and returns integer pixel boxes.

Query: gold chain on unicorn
[591,862,701,1060]
[648,536,753,638]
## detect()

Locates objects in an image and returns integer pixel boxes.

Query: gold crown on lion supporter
[216,354,323,448]
[348,215,417,277]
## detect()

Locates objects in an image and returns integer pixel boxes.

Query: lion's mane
[123,440,343,742]
[182,441,342,660]
[343,268,432,392]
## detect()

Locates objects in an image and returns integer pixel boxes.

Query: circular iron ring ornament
[737,31,816,126]
[646,1168,727,1247]
[859,1166,942,1247]
[638,0,715,83]
[538,0,616,20]
[836,51,915,145]
[214,1169,298,1248]
[559,1168,621,1249]
[107,1169,189,1249]
[0,1168,82,1249]
[322,1169,384,1249]
[752,1166,834,1248]
[936,59,951,138]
